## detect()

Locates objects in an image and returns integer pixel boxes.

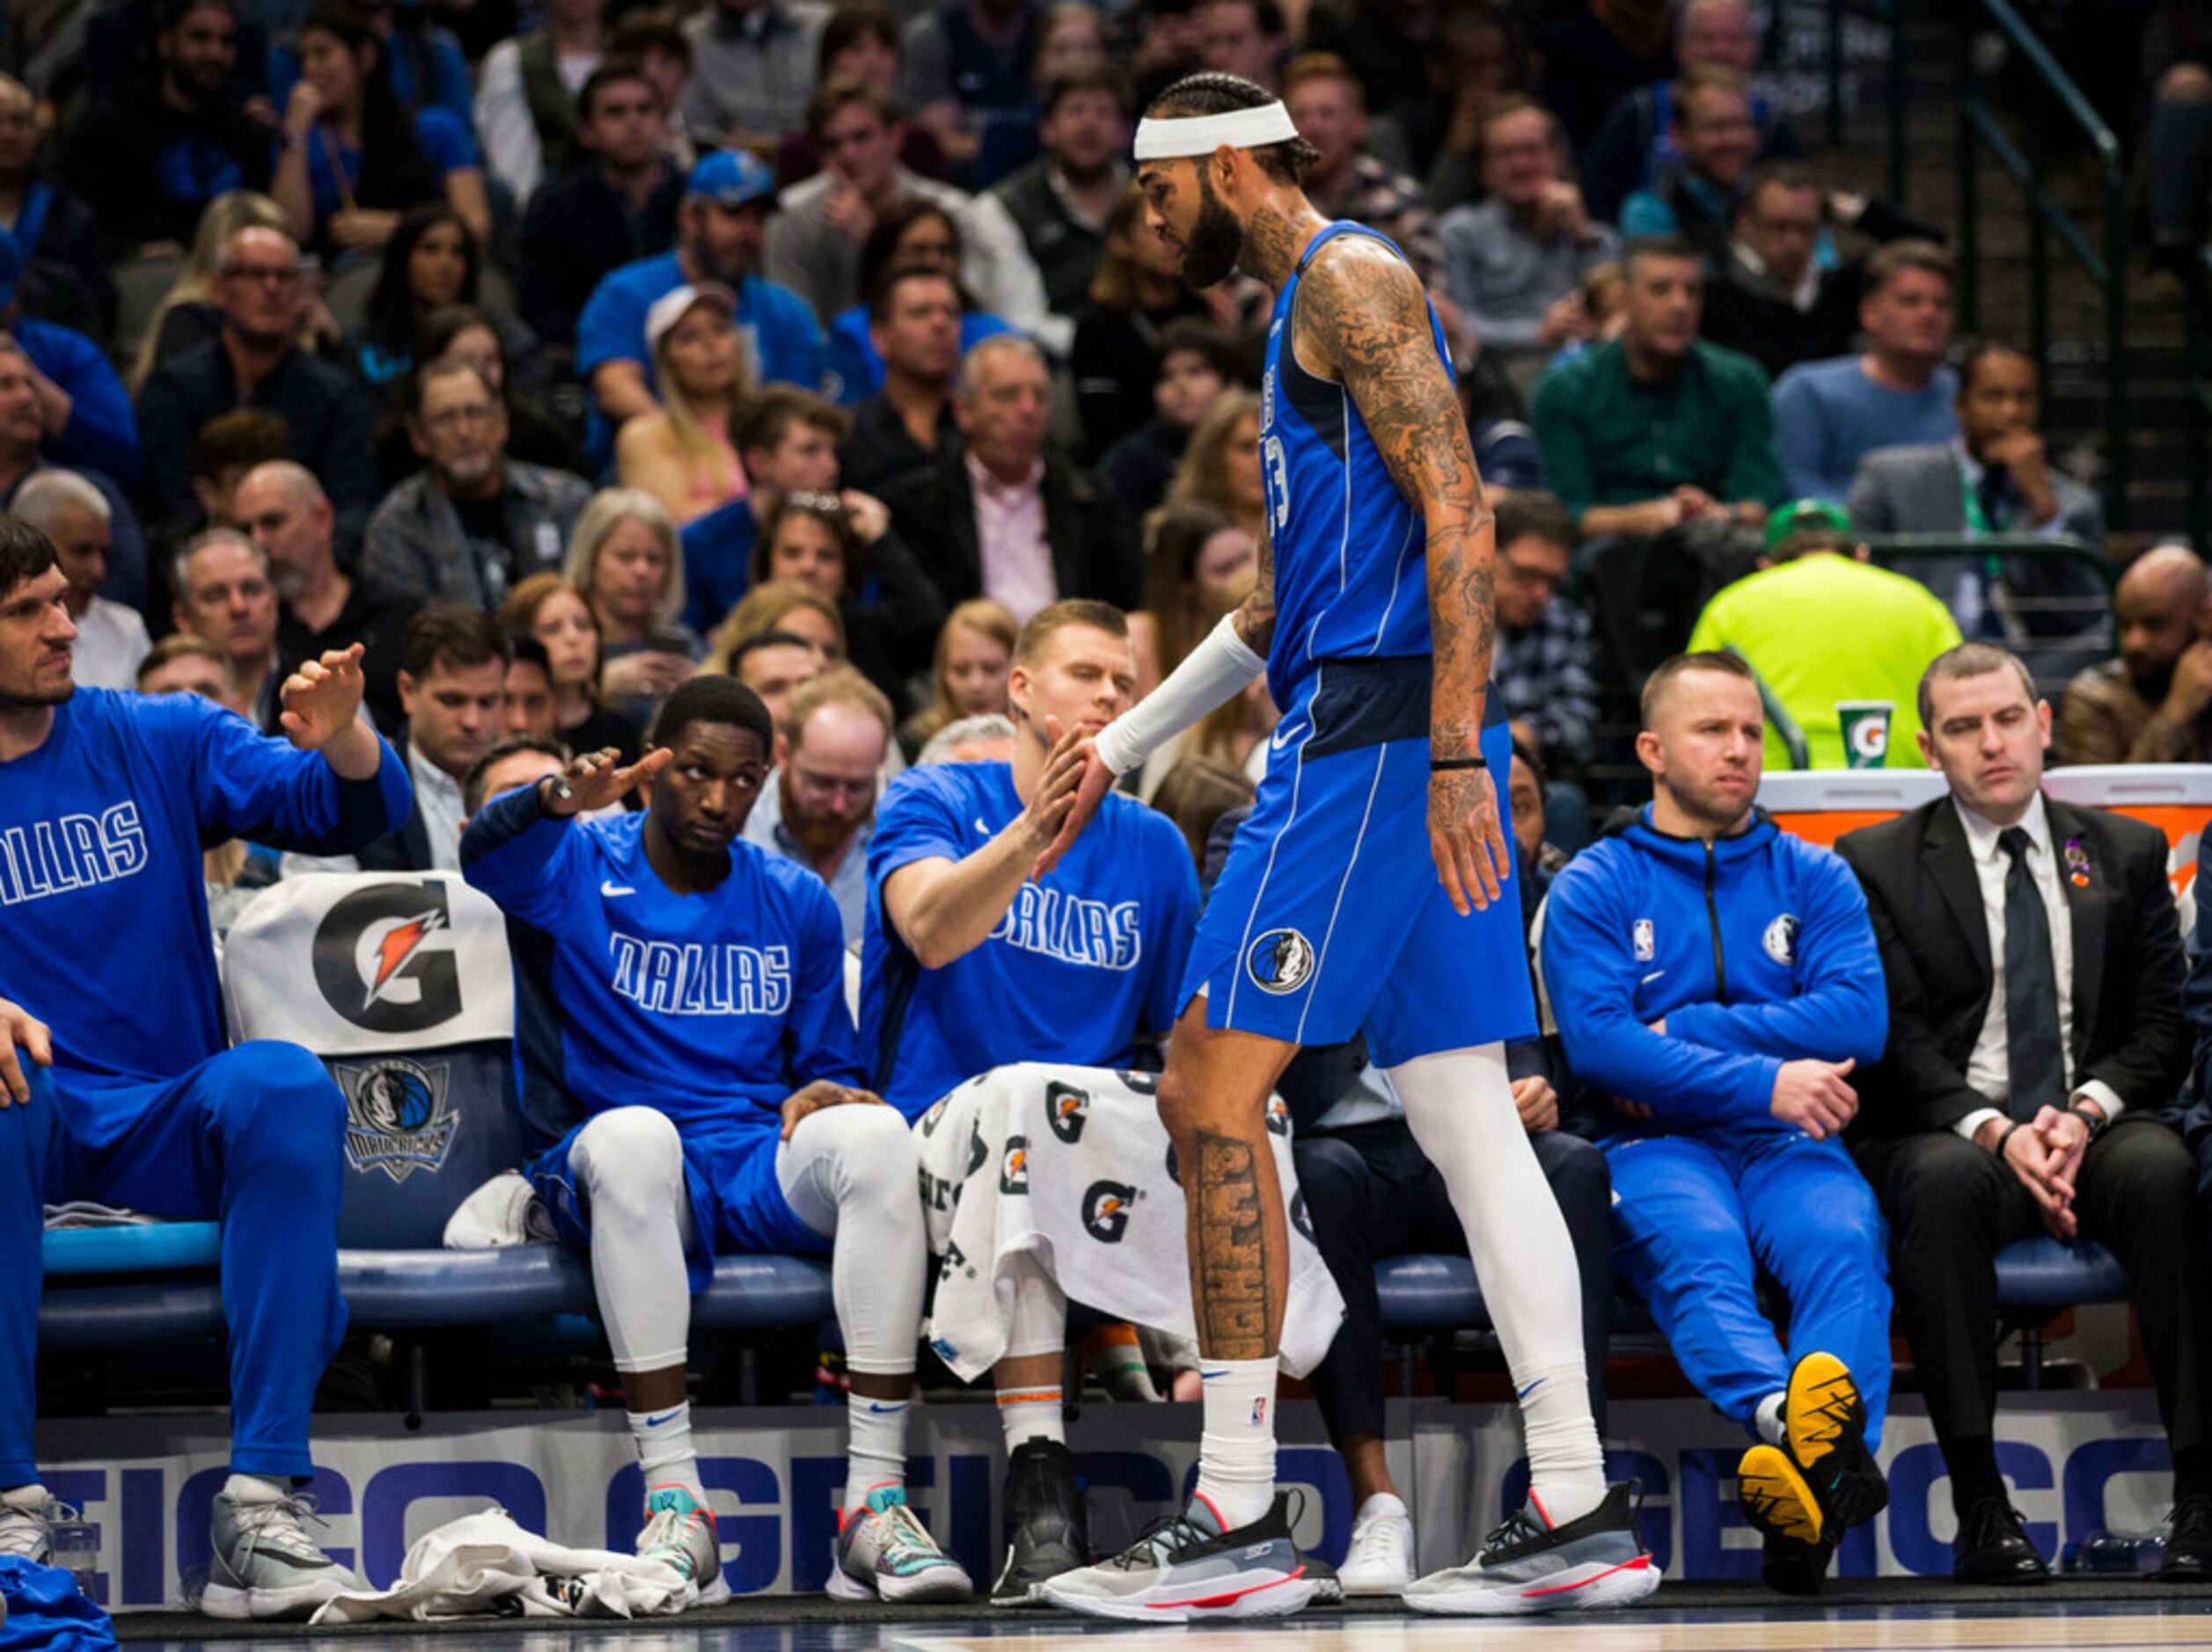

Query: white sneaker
[198,1488,363,1619]
[1339,1494,1415,1596]
[0,1487,59,1562]
[637,1483,730,1605]
[442,1172,553,1248]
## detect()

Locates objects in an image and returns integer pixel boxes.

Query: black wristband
[1996,1120,2024,1157]
[2067,1103,2107,1141]
[1431,756,1488,771]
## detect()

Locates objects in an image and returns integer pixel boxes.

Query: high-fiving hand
[1029,719,1113,881]
[538,746,673,817]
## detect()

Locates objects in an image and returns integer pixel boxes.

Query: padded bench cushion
[42,1223,223,1276]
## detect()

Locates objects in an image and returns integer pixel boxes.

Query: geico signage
[44,1449,1355,1608]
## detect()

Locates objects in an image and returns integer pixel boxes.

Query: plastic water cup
[1837,700,1893,770]
[47,1518,98,1597]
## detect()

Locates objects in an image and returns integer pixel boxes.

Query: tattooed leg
[1155,1004,1299,1529]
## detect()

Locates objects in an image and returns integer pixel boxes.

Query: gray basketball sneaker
[1042,1492,1314,1623]
[1403,1481,1660,1616]
[199,1488,363,1620]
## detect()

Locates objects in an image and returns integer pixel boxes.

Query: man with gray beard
[233,460,415,736]
[362,360,593,610]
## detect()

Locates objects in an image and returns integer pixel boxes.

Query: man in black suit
[880,334,1140,618]
[1835,641,2212,1584]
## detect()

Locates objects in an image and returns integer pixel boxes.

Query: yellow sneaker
[1784,1351,1889,1528]
[1738,1444,1823,1546]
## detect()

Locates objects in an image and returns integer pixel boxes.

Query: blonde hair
[704,580,846,674]
[130,193,296,393]
[651,303,752,483]
[561,488,686,632]
[500,571,603,697]
[906,597,1018,746]
[1168,391,1263,522]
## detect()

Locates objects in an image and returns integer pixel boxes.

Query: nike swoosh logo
[1271,720,1305,751]
[974,818,991,835]
[1199,1371,1226,1381]
[602,881,636,897]
[644,1412,679,1427]
[1640,969,1666,984]
[1517,1379,1542,1400]
[863,1402,905,1414]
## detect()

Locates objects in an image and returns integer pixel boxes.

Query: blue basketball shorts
[1180,655,1537,1066]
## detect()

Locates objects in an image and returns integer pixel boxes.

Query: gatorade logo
[1083,1181,1137,1243]
[1848,715,1889,765]
[1000,1136,1030,1195]
[1265,1094,1291,1137]
[1045,1081,1092,1144]
[313,881,463,1034]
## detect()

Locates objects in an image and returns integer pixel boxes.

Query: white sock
[221,1473,288,1505]
[1354,1491,1407,1528]
[1754,1392,1788,1447]
[997,1383,1066,1449]
[1192,1356,1277,1530]
[630,1402,706,1504]
[846,1394,909,1510]
[1391,1045,1608,1527]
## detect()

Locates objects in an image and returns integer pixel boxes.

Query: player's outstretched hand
[0,997,53,1107]
[780,1078,886,1141]
[279,644,367,749]
[540,746,672,816]
[1427,764,1511,915]
[1030,716,1112,881]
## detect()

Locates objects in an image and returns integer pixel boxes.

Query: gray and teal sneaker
[198,1488,363,1620]
[1041,1492,1314,1623]
[638,1483,730,1605]
[0,1487,58,1563]
[1403,1481,1660,1616]
[830,1485,974,1603]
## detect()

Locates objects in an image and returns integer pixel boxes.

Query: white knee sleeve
[570,1107,695,1373]
[777,1105,926,1378]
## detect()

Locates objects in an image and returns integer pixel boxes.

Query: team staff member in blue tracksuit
[0,515,411,1620]
[1539,649,1892,1597]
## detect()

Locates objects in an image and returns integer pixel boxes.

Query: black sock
[1945,1436,2006,1517]
[2174,1446,2212,1503]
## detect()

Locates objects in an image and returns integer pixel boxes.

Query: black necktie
[1999,825,2066,1120]
[1977,469,2011,533]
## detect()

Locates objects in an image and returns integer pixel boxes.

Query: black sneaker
[991,1438,1089,1606]
[2157,1493,2212,1583]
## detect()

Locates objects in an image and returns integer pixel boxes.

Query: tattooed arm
[1298,238,1509,913]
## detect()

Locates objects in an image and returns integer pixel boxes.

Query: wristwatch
[2066,1101,2108,1142]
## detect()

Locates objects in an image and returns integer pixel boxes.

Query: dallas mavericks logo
[1764,914,1800,965]
[335,1056,459,1182]
[1246,928,1315,995]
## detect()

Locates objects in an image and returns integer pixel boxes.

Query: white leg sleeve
[1000,1246,1068,1362]
[777,1105,927,1377]
[569,1107,696,1374]
[1388,1043,1606,1515]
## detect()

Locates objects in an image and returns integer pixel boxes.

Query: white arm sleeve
[1094,613,1266,776]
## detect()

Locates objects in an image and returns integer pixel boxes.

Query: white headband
[1132,102,1299,161]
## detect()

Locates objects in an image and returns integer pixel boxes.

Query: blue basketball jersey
[1259,222,1454,708]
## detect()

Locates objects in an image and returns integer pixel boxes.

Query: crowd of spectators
[6,0,2212,1613]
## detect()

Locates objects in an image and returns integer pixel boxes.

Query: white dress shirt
[71,598,150,690]
[1951,792,2125,1143]
[282,741,465,878]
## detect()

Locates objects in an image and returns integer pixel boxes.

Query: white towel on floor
[310,1506,699,1621]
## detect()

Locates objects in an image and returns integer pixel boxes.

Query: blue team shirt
[1258,223,1448,708]
[0,690,409,1094]
[860,761,1199,1117]
[575,252,828,469]
[461,791,863,1139]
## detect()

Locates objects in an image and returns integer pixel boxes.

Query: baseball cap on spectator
[1762,497,1853,552]
[687,150,777,209]
[645,282,737,354]
[0,229,20,311]
[1472,420,1544,493]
